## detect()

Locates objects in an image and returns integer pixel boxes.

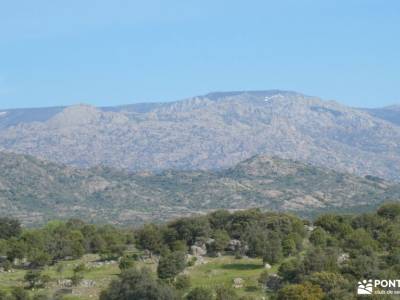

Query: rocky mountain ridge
[0,90,400,180]
[1,151,399,226]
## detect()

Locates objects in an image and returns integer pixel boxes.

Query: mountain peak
[203,90,306,101]
[48,104,101,126]
[0,91,400,181]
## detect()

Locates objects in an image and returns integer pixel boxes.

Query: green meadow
[0,254,271,299]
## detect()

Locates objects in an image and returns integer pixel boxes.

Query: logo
[358,279,373,295]
[357,279,400,295]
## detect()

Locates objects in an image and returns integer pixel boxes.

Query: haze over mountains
[1,151,399,226]
[0,90,399,181]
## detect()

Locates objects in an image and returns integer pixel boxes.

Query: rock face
[1,91,400,181]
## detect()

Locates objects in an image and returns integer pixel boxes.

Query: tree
[377,203,400,220]
[386,247,400,265]
[208,210,231,230]
[215,285,239,300]
[71,263,86,286]
[11,288,31,300]
[351,213,383,232]
[74,263,87,273]
[0,260,12,272]
[186,287,214,300]
[314,215,353,238]
[282,237,296,257]
[0,218,22,239]
[309,228,328,247]
[97,225,128,259]
[71,272,84,286]
[345,228,378,253]
[6,238,27,262]
[67,230,86,258]
[135,224,163,254]
[246,229,267,258]
[44,222,86,260]
[100,267,178,300]
[0,290,8,300]
[227,209,263,239]
[342,254,380,279]
[287,233,304,252]
[119,255,136,271]
[169,217,211,246]
[28,249,51,267]
[24,270,49,289]
[170,240,187,252]
[278,258,302,283]
[258,270,282,291]
[209,230,230,253]
[277,282,324,300]
[307,272,347,293]
[33,294,50,300]
[263,231,283,264]
[258,270,270,286]
[174,275,191,290]
[56,263,65,280]
[157,251,186,280]
[302,247,339,274]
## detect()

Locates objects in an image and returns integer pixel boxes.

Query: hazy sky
[0,0,399,109]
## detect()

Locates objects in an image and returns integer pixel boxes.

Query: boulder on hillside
[227,239,241,252]
[191,245,207,256]
[264,263,272,269]
[233,277,244,288]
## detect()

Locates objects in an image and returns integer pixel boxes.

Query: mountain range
[1,151,399,226]
[0,90,400,181]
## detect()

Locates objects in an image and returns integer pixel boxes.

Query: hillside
[1,152,399,226]
[0,91,400,181]
[363,105,400,126]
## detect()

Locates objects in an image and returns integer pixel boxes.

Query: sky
[0,0,399,109]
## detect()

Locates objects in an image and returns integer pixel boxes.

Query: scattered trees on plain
[2,203,400,299]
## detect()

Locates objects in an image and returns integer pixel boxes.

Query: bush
[277,282,324,300]
[215,285,239,300]
[32,294,50,300]
[377,203,400,220]
[11,287,31,300]
[186,287,214,300]
[258,270,282,291]
[71,272,84,286]
[174,275,191,290]
[157,251,186,280]
[24,269,49,289]
[187,256,197,267]
[100,267,178,300]
[119,255,136,270]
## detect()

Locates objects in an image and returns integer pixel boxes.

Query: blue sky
[0,0,399,109]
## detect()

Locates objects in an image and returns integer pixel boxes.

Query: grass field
[186,256,270,298]
[0,254,119,299]
[0,254,272,299]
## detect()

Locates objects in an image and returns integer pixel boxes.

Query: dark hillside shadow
[221,263,262,271]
